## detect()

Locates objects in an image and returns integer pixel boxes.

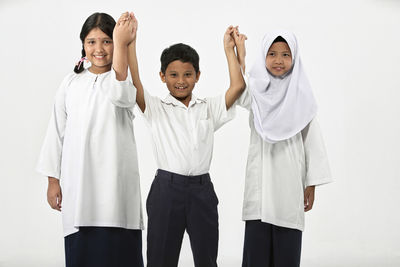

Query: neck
[173,94,192,107]
[89,65,112,74]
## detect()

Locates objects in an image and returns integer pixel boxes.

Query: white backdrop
[1,0,399,266]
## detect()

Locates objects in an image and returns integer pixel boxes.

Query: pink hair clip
[76,57,87,69]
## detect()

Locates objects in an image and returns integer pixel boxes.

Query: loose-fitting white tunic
[239,89,332,231]
[37,69,143,237]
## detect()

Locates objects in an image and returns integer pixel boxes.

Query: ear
[195,71,201,83]
[159,71,166,83]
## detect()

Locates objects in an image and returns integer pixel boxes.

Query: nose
[275,55,284,64]
[177,76,184,84]
[95,41,104,52]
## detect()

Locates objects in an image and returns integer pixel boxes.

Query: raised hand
[114,12,134,46]
[223,25,237,50]
[232,27,247,73]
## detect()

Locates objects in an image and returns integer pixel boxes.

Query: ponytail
[74,48,86,74]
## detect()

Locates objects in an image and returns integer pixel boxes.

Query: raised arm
[112,12,134,81]
[223,26,246,110]
[233,27,247,74]
[126,13,145,112]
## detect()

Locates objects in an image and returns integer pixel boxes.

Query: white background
[1,0,399,266]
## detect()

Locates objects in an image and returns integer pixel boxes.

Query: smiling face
[160,60,200,106]
[83,27,113,74]
[265,41,293,77]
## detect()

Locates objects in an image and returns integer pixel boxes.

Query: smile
[175,86,187,90]
[93,55,106,59]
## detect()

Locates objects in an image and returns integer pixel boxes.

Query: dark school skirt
[64,226,143,267]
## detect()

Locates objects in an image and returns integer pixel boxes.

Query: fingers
[225,25,235,35]
[304,187,315,212]
[57,191,63,211]
[47,193,61,211]
[117,11,130,26]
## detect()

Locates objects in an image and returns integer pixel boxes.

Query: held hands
[304,186,315,212]
[47,177,62,211]
[223,26,237,50]
[232,27,247,69]
[114,12,137,46]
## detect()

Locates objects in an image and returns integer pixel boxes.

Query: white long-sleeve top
[141,90,235,176]
[37,69,143,237]
[239,88,332,231]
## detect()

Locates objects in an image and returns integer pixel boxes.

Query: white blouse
[141,90,235,176]
[37,69,143,237]
[239,88,332,231]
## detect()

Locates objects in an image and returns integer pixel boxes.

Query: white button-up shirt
[141,90,235,176]
[37,69,143,237]
[239,88,332,231]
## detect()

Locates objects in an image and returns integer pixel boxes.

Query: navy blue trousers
[242,220,302,267]
[64,227,144,267]
[146,169,219,267]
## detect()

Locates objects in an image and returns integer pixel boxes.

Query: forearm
[113,43,129,81]
[224,47,245,109]
[127,42,145,112]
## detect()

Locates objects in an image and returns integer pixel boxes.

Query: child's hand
[223,26,237,50]
[233,28,247,65]
[114,12,135,46]
[304,186,315,212]
[128,12,138,44]
[47,177,62,211]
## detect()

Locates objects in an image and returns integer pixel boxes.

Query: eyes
[86,40,113,45]
[268,52,291,58]
[169,72,193,78]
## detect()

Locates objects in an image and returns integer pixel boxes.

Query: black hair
[160,43,200,74]
[74,12,116,74]
[272,36,287,44]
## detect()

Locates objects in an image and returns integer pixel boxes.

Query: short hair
[160,43,200,74]
[272,36,288,44]
[74,13,116,74]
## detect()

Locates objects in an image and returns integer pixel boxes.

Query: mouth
[273,67,285,72]
[175,85,187,91]
[93,55,106,59]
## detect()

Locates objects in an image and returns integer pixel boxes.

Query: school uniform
[238,30,332,267]
[37,69,144,267]
[141,90,235,267]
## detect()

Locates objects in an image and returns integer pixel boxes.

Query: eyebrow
[86,37,112,41]
[268,50,291,53]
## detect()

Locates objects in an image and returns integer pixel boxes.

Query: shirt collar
[162,93,206,108]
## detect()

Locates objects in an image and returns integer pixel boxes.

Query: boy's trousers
[242,220,302,267]
[146,169,219,267]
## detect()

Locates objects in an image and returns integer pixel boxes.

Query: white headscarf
[249,30,318,143]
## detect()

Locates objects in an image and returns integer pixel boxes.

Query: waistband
[155,169,210,184]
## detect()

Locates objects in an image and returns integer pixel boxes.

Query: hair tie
[76,57,87,69]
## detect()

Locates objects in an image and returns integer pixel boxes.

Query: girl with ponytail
[37,12,144,267]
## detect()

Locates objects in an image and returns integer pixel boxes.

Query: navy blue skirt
[64,227,143,267]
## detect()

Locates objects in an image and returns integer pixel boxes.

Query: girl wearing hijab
[234,30,332,267]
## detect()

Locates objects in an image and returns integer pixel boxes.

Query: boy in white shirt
[124,13,245,267]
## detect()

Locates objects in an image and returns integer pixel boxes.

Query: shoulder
[60,72,80,88]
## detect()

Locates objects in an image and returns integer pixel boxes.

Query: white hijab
[249,30,318,143]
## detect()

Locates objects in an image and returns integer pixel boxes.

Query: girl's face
[265,41,292,76]
[84,27,113,74]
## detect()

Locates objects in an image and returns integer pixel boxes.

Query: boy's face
[84,27,113,74]
[265,41,292,77]
[160,60,200,105]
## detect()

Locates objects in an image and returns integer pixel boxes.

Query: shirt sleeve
[301,118,333,187]
[36,74,72,179]
[99,68,137,108]
[138,89,162,125]
[206,94,236,132]
[236,74,251,110]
